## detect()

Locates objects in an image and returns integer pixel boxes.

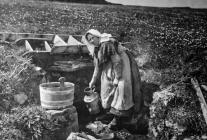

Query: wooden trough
[3,33,95,112]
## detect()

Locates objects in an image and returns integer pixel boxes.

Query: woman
[82,29,143,128]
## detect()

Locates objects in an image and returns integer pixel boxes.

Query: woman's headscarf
[82,29,112,56]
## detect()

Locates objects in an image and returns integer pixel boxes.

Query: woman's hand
[113,79,119,87]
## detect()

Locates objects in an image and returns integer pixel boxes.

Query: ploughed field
[0,0,207,139]
[1,0,207,79]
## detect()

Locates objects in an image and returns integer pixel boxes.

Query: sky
[106,0,207,8]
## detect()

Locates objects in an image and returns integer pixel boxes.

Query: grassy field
[1,0,207,73]
[0,0,207,139]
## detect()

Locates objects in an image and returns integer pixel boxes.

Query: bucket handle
[59,77,65,89]
[84,87,95,95]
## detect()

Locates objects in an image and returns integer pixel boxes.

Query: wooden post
[191,78,207,124]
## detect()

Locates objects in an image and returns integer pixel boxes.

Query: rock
[14,93,28,104]
[86,121,108,134]
[67,132,99,140]
[148,86,181,139]
[46,106,79,140]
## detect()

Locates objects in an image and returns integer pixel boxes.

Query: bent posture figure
[82,29,143,128]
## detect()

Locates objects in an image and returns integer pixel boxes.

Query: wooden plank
[51,45,81,54]
[48,62,93,72]
[191,78,207,124]
[15,38,51,46]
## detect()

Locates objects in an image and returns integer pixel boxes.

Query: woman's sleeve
[111,53,122,83]
[98,40,122,84]
[90,57,102,84]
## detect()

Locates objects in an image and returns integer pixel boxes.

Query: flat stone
[45,106,79,140]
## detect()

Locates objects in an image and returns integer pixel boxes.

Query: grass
[0,0,207,139]
[0,0,207,88]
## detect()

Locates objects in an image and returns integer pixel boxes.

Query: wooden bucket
[39,81,74,110]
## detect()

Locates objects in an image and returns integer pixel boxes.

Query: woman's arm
[89,57,102,88]
[111,53,122,86]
